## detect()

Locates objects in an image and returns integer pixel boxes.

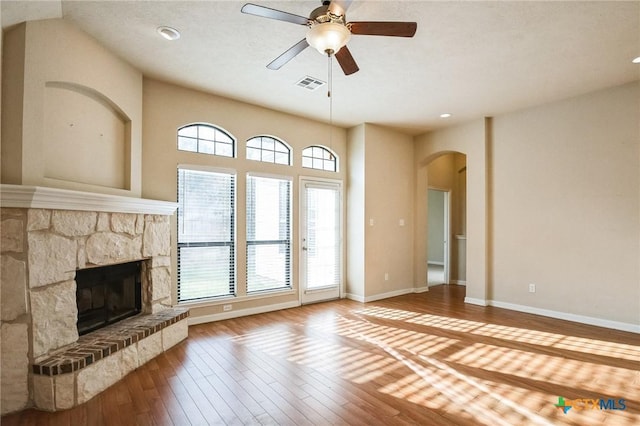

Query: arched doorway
[425,153,467,289]
[413,118,489,305]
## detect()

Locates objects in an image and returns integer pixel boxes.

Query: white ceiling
[3,0,639,135]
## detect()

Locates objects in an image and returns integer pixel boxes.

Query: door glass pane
[305,186,339,289]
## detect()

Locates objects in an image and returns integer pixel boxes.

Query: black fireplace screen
[75,260,142,335]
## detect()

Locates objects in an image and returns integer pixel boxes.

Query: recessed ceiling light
[633,56,640,64]
[157,26,180,41]
[440,113,452,118]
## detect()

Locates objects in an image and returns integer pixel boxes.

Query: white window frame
[302,145,339,172]
[246,135,292,165]
[177,123,236,158]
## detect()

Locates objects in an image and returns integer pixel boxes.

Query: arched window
[246,136,291,165]
[302,145,338,172]
[177,123,235,157]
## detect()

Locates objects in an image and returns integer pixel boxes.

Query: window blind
[177,168,235,301]
[246,174,292,293]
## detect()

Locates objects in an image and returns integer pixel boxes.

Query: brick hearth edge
[31,308,189,411]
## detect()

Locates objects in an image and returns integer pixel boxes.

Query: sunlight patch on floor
[445,342,639,398]
[356,306,640,362]
[356,327,555,426]
[226,306,638,425]
[232,327,400,385]
[316,316,556,424]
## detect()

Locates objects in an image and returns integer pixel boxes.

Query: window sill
[178,287,296,309]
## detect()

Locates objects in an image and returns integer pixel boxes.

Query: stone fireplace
[1,185,188,413]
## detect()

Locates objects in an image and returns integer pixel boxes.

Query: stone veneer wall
[1,207,173,414]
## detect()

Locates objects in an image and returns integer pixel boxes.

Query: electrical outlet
[223,304,232,312]
[528,283,536,293]
[384,273,389,281]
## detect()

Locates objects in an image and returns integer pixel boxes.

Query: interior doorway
[427,189,450,286]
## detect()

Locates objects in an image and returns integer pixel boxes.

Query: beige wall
[346,124,366,297]
[427,153,456,189]
[346,124,415,300]
[142,78,347,319]
[1,23,25,184]
[415,82,639,328]
[1,19,142,196]
[490,82,639,324]
[1,5,3,161]
[452,154,467,282]
[427,189,445,264]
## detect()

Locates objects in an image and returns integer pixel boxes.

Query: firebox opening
[75,260,142,335]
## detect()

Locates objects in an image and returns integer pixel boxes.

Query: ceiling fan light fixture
[633,56,640,64]
[306,22,351,55]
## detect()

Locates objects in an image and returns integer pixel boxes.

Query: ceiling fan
[241,1,417,75]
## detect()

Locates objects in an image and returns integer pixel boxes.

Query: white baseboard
[188,300,301,325]
[464,297,638,333]
[464,297,488,306]
[188,292,639,334]
[344,293,365,302]
[346,286,429,302]
[489,300,640,334]
[364,288,415,302]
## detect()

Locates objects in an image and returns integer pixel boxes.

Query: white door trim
[299,177,344,304]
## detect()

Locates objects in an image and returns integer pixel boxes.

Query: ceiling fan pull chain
[328,53,333,150]
[328,53,333,99]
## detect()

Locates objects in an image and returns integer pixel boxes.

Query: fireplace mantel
[0,184,177,215]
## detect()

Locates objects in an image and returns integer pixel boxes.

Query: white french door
[300,179,342,304]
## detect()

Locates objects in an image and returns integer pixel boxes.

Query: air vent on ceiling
[295,76,326,91]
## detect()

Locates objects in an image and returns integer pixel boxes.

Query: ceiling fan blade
[328,0,353,16]
[241,3,309,26]
[335,46,359,75]
[349,21,417,37]
[267,39,310,70]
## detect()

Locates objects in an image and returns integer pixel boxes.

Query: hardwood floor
[3,284,639,425]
